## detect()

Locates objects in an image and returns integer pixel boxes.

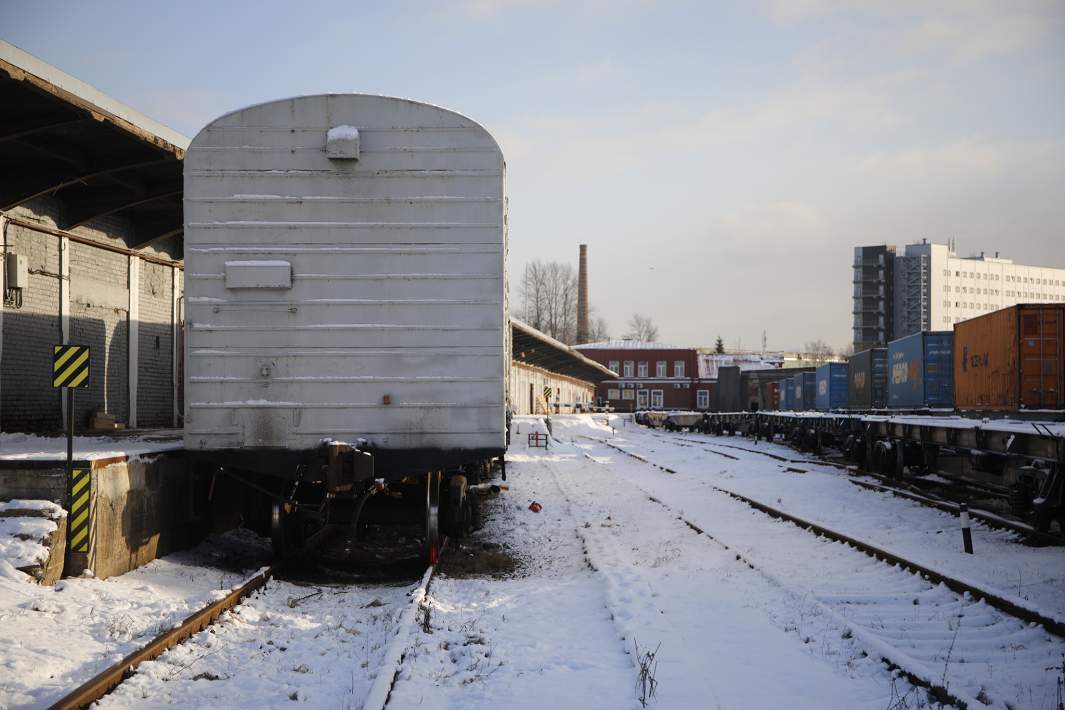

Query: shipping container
[887,331,954,409]
[766,381,781,410]
[783,379,796,410]
[739,368,806,412]
[791,371,816,410]
[954,304,1065,411]
[716,366,743,411]
[815,362,848,410]
[848,349,887,409]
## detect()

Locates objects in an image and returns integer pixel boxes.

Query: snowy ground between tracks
[0,530,272,708]
[390,415,904,709]
[604,422,1065,620]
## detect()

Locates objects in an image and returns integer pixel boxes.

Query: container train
[701,304,1065,417]
[183,94,508,562]
[634,304,1065,531]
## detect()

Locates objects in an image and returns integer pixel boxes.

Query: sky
[3,0,1063,352]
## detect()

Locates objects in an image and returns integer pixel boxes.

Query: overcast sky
[4,1,1063,351]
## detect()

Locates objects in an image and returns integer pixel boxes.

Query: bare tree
[586,314,610,343]
[804,339,835,364]
[838,342,855,358]
[518,260,579,343]
[625,314,659,342]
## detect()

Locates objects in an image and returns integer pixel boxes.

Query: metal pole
[960,503,974,554]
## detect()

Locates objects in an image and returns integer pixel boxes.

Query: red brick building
[575,342,713,411]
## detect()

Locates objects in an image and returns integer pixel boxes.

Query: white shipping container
[183,95,508,465]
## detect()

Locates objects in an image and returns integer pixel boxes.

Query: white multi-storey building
[854,240,1065,349]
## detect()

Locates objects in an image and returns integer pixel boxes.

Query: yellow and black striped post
[69,468,91,553]
[54,344,91,573]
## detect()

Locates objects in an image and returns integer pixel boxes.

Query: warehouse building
[0,41,186,433]
[511,319,615,414]
[854,239,1065,351]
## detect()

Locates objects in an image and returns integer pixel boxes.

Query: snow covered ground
[0,500,64,570]
[4,414,1063,708]
[99,575,412,709]
[0,431,181,461]
[0,531,271,708]
[603,424,1065,620]
[391,416,912,709]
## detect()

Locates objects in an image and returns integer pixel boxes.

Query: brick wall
[137,260,174,426]
[2,197,183,433]
[0,221,63,431]
[69,240,129,427]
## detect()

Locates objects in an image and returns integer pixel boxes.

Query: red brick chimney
[577,244,589,343]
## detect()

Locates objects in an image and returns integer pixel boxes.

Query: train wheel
[271,501,296,560]
[425,471,441,564]
[445,474,471,538]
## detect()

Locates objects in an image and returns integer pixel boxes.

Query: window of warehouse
[623,361,634,377]
[608,388,621,400]
[622,390,635,400]
[638,362,648,377]
[674,361,685,377]
[697,390,709,408]
[656,361,667,377]
[609,360,619,374]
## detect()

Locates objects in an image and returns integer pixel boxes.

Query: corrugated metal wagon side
[182,94,507,561]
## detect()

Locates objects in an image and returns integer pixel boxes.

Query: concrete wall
[1,198,184,433]
[0,451,203,580]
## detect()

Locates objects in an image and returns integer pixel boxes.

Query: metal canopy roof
[511,318,617,384]
[0,41,188,257]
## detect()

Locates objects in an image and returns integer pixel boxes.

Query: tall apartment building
[852,245,895,352]
[853,240,1065,350]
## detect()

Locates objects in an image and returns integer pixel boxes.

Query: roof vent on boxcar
[326,125,360,160]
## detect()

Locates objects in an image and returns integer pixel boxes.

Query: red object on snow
[528,502,542,513]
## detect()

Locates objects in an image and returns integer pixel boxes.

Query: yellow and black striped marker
[543,385,552,401]
[69,468,91,553]
[53,345,90,388]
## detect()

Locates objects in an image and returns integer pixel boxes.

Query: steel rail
[48,565,277,710]
[637,493,975,709]
[588,435,1065,639]
[365,542,445,710]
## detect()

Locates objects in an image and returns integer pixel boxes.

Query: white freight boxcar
[183,94,508,559]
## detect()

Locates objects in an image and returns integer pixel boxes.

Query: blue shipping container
[815,362,848,410]
[887,331,954,408]
[796,372,817,410]
[783,378,796,410]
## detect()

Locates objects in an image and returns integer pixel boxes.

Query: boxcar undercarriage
[194,441,506,565]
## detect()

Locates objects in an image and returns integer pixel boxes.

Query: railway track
[48,555,441,710]
[650,429,1062,545]
[581,433,1065,708]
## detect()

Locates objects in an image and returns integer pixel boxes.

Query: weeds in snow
[884,674,927,710]
[633,638,661,707]
[1047,653,1065,710]
[940,615,962,693]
